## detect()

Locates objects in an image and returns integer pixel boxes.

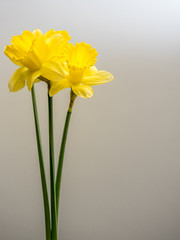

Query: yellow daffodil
[49,42,113,98]
[4,29,71,92]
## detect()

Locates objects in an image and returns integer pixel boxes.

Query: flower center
[69,68,84,83]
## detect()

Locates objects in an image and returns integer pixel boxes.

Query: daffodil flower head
[4,29,71,92]
[49,42,113,98]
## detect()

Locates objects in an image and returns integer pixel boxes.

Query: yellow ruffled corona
[49,42,113,98]
[4,29,71,92]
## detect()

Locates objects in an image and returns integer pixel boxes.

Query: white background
[0,0,180,239]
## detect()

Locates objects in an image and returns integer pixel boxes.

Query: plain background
[1,0,180,239]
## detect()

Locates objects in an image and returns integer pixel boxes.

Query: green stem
[31,85,51,240]
[56,90,76,218]
[56,111,72,215]
[48,93,57,240]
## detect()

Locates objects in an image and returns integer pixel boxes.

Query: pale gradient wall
[1,0,180,240]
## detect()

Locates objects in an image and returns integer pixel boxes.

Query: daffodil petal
[49,79,70,97]
[26,70,41,91]
[41,61,65,81]
[88,66,98,73]
[45,29,71,60]
[45,29,71,42]
[8,66,28,92]
[82,70,113,86]
[72,84,93,98]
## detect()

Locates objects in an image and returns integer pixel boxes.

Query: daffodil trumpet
[4,29,113,240]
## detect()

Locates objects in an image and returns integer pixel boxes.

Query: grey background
[0,0,180,239]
